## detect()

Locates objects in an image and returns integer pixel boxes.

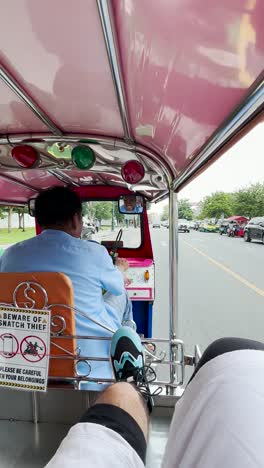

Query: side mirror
[118,195,143,214]
[28,198,36,217]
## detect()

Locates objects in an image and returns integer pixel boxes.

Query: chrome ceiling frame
[173,75,264,192]
[48,169,80,187]
[0,134,173,192]
[152,190,169,204]
[97,0,133,143]
[0,67,63,136]
[0,134,132,149]
[0,172,38,192]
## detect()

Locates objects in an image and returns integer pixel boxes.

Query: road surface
[151,228,264,382]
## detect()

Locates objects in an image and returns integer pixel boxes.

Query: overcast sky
[152,122,263,213]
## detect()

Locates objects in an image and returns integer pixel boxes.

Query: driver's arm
[99,247,125,296]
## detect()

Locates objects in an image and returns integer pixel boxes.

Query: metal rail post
[169,189,179,389]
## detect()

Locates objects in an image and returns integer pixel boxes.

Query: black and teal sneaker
[110,326,156,412]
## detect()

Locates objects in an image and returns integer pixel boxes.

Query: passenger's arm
[100,248,125,296]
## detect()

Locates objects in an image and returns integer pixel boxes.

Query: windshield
[81,200,142,248]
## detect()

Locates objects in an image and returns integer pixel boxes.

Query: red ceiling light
[121,160,145,184]
[11,145,39,168]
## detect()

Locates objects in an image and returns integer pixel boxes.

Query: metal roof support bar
[97,0,132,142]
[0,67,63,136]
[169,189,179,392]
[173,76,264,191]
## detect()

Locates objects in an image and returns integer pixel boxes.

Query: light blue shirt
[0,230,126,384]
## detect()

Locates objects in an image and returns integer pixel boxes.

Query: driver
[0,186,133,385]
[120,195,142,213]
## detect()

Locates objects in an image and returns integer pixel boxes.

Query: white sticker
[0,306,51,392]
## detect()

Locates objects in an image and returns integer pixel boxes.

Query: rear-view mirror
[118,195,143,214]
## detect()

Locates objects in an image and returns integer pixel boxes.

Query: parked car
[207,224,219,233]
[152,222,161,228]
[162,221,169,228]
[178,222,190,233]
[244,217,264,243]
[199,223,219,233]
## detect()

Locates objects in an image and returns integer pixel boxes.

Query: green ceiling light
[72,146,96,170]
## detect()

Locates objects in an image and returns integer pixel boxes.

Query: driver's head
[35,186,83,238]
[123,195,136,211]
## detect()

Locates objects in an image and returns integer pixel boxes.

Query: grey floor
[0,413,171,467]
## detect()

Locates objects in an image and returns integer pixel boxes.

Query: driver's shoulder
[76,238,105,254]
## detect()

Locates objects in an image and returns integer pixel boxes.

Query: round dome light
[121,160,145,184]
[72,146,95,170]
[11,145,39,168]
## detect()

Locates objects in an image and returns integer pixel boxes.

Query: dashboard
[125,259,155,301]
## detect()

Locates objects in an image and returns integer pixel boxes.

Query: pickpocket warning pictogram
[0,333,19,358]
[20,336,46,362]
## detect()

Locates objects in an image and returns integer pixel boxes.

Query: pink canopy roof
[0,0,263,203]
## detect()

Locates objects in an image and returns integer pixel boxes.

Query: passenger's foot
[110,326,155,412]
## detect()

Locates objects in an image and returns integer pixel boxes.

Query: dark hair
[35,186,82,227]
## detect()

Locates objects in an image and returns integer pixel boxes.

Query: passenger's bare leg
[78,326,153,464]
[46,327,152,467]
[45,384,148,467]
[94,382,149,440]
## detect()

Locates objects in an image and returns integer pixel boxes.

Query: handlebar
[110,229,123,264]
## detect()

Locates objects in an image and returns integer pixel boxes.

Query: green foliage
[93,202,112,222]
[114,204,124,224]
[0,207,7,220]
[232,183,264,218]
[178,199,193,220]
[161,200,193,221]
[82,201,112,221]
[82,202,95,219]
[199,184,264,220]
[199,192,233,219]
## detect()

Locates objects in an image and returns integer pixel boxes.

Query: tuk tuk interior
[0,0,262,466]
